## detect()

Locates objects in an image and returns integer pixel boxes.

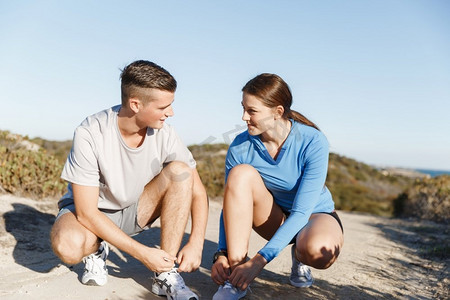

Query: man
[51,60,208,300]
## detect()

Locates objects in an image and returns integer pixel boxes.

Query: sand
[0,193,448,299]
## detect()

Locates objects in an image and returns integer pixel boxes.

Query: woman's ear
[274,105,284,119]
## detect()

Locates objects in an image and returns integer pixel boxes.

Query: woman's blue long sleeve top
[218,121,335,262]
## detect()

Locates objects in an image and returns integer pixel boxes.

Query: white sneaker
[212,281,247,300]
[289,245,314,288]
[81,241,109,286]
[152,268,198,300]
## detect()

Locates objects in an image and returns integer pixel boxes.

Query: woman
[211,73,344,299]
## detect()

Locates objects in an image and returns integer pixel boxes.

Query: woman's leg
[294,213,344,269]
[223,164,285,269]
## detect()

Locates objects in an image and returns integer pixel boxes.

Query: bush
[0,130,67,199]
[0,146,66,198]
[394,175,450,224]
[189,143,228,198]
[30,137,72,164]
[326,153,414,216]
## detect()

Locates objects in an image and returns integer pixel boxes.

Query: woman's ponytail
[287,109,320,131]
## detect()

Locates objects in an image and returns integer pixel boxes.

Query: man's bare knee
[51,216,97,265]
[162,161,193,184]
[51,229,86,264]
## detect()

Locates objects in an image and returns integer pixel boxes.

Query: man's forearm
[77,210,145,260]
[187,170,209,247]
[188,194,208,247]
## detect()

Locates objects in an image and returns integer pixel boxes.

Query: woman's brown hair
[242,73,319,131]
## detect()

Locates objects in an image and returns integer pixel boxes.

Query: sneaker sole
[151,282,166,296]
[212,287,247,300]
[289,278,313,288]
[151,282,198,300]
[239,289,247,299]
[82,278,107,286]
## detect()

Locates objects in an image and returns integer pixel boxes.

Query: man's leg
[51,211,100,265]
[137,161,194,258]
[51,208,110,286]
[138,162,200,300]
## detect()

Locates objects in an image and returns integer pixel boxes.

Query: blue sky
[1,0,449,170]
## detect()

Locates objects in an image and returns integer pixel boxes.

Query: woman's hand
[229,254,267,290]
[211,255,231,285]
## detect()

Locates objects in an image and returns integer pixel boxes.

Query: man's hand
[138,246,177,273]
[176,241,202,272]
[211,255,231,285]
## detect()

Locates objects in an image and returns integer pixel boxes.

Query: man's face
[137,89,175,129]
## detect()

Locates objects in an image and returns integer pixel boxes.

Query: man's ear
[129,98,141,113]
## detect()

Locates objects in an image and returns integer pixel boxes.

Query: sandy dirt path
[0,194,447,299]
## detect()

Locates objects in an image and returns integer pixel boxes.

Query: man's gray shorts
[55,202,148,236]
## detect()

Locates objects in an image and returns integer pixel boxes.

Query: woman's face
[241,92,277,136]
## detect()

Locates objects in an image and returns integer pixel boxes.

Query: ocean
[415,169,450,177]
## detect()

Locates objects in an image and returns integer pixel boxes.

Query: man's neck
[117,108,146,148]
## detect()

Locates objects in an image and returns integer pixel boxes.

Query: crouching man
[51,60,208,300]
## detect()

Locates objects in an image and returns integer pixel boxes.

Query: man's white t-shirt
[59,105,196,211]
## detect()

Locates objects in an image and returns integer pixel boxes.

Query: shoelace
[221,281,250,295]
[222,281,235,291]
[83,253,104,275]
[99,244,108,260]
[165,269,187,290]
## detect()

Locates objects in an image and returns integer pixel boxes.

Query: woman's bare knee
[296,213,343,269]
[224,165,257,203]
[228,252,248,268]
[298,239,341,269]
[226,164,259,185]
[225,164,261,198]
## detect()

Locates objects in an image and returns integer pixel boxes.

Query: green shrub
[0,130,67,199]
[394,175,450,223]
[30,137,72,164]
[0,146,66,198]
[189,143,228,198]
[326,153,414,216]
